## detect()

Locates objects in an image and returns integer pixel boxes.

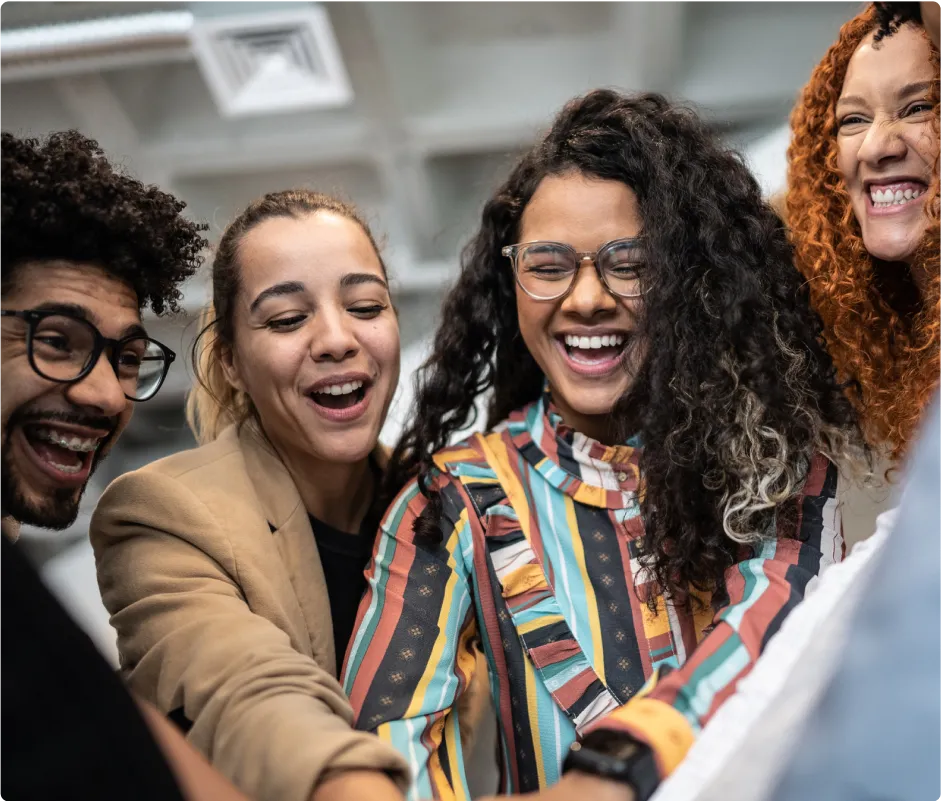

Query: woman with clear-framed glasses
[343,90,871,801]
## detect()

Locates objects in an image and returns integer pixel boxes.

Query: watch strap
[563,738,660,801]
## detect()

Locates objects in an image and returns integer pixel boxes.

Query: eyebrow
[838,81,934,107]
[340,272,388,290]
[33,301,90,319]
[32,301,148,339]
[249,281,306,313]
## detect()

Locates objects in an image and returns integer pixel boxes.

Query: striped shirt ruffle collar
[501,387,644,509]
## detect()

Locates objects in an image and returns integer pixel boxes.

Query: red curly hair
[787,5,940,461]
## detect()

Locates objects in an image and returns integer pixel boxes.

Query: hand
[311,769,406,801]
[477,770,634,801]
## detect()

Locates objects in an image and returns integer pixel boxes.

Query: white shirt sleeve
[651,505,899,801]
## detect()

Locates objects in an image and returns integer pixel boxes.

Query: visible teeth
[870,186,925,207]
[49,462,82,474]
[32,428,99,452]
[564,334,625,349]
[314,380,363,396]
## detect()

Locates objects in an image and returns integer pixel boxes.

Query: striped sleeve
[587,454,843,780]
[342,473,480,801]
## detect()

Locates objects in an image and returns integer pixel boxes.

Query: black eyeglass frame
[1,309,176,402]
[502,236,648,301]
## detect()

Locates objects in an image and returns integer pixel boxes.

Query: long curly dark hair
[1,130,207,314]
[386,90,869,605]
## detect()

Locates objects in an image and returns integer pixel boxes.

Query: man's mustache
[8,408,118,435]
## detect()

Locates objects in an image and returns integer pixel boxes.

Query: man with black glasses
[1,130,245,801]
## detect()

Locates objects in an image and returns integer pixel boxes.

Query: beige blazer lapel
[238,423,337,676]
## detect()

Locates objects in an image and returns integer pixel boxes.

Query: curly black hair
[386,90,869,607]
[872,2,923,42]
[2,130,207,314]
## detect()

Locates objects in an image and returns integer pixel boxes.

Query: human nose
[857,117,908,167]
[560,257,618,317]
[63,351,128,418]
[310,309,359,362]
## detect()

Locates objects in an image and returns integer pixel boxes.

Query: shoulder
[127,425,245,484]
[91,426,263,544]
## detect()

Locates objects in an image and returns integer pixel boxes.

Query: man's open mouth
[21,424,104,478]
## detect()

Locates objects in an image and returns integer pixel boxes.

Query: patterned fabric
[343,391,843,801]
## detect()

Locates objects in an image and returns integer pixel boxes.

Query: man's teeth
[32,428,100,452]
[313,379,364,396]
[870,187,925,207]
[564,334,625,350]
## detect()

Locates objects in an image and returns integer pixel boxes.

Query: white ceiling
[2,1,862,312]
[1,1,865,630]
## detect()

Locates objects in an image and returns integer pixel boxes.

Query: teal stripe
[450,462,497,480]
[414,516,472,719]
[535,474,591,647]
[670,634,749,731]
[344,482,418,685]
[719,540,777,631]
[487,504,519,520]
[541,658,589,691]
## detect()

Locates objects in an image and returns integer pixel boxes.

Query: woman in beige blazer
[91,190,415,801]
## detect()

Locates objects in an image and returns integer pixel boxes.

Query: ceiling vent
[190,6,353,118]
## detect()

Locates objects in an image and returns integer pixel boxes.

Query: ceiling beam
[52,73,166,186]
[325,2,439,262]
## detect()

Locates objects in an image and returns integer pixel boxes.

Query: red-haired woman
[787,3,940,462]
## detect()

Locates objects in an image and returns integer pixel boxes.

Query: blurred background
[1,1,870,664]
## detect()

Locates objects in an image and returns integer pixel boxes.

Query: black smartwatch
[562,731,660,801]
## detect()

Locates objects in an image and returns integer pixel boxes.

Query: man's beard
[1,410,114,530]
[1,442,81,529]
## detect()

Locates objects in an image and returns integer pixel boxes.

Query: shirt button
[617,471,628,482]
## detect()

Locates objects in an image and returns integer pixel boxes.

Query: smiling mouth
[868,182,928,210]
[561,333,628,365]
[308,379,369,410]
[20,424,105,483]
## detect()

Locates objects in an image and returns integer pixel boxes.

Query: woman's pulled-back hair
[186,190,384,444]
[787,5,940,460]
[387,89,868,606]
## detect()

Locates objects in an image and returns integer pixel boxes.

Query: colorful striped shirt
[343,393,843,800]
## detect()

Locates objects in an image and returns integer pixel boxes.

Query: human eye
[903,100,933,117]
[838,113,869,129]
[522,246,573,279]
[349,303,387,319]
[266,314,307,331]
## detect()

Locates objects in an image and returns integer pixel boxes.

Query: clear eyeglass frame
[502,236,647,301]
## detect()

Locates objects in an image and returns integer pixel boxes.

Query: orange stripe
[591,697,695,778]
